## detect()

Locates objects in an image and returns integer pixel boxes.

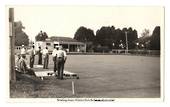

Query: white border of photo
[0,0,169,107]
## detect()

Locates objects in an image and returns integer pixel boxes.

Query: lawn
[10,55,160,98]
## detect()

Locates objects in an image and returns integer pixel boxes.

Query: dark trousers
[38,54,42,65]
[43,55,49,69]
[57,57,64,79]
[53,56,57,73]
[30,56,34,68]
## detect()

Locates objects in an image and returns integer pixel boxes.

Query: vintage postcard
[7,5,164,102]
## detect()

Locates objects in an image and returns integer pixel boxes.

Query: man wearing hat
[52,45,59,75]
[56,46,67,80]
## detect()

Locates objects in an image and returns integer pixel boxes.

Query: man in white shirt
[20,45,26,58]
[17,54,36,76]
[56,46,67,80]
[38,46,42,65]
[52,46,59,74]
[43,47,49,69]
[29,45,36,68]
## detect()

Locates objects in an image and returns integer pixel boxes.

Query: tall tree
[74,26,95,42]
[115,28,122,49]
[121,27,138,49]
[150,26,160,50]
[137,29,151,49]
[14,21,29,46]
[95,26,138,49]
[141,29,150,37]
[95,26,116,49]
[74,26,95,51]
[35,31,49,41]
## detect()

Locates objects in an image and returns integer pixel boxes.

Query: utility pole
[84,38,87,53]
[9,8,16,82]
[125,31,128,54]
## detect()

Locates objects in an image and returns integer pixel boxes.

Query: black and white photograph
[7,5,164,101]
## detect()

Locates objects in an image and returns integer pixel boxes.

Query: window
[46,43,51,46]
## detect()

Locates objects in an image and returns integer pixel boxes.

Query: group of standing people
[29,46,49,69]
[16,45,67,80]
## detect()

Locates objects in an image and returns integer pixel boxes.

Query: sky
[13,6,164,41]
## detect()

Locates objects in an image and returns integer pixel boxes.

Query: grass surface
[10,55,160,98]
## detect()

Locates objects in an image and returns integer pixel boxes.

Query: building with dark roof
[35,36,86,53]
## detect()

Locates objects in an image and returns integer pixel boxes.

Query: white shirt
[21,48,26,55]
[52,49,58,57]
[15,56,21,68]
[42,49,48,55]
[56,50,67,58]
[31,48,36,55]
